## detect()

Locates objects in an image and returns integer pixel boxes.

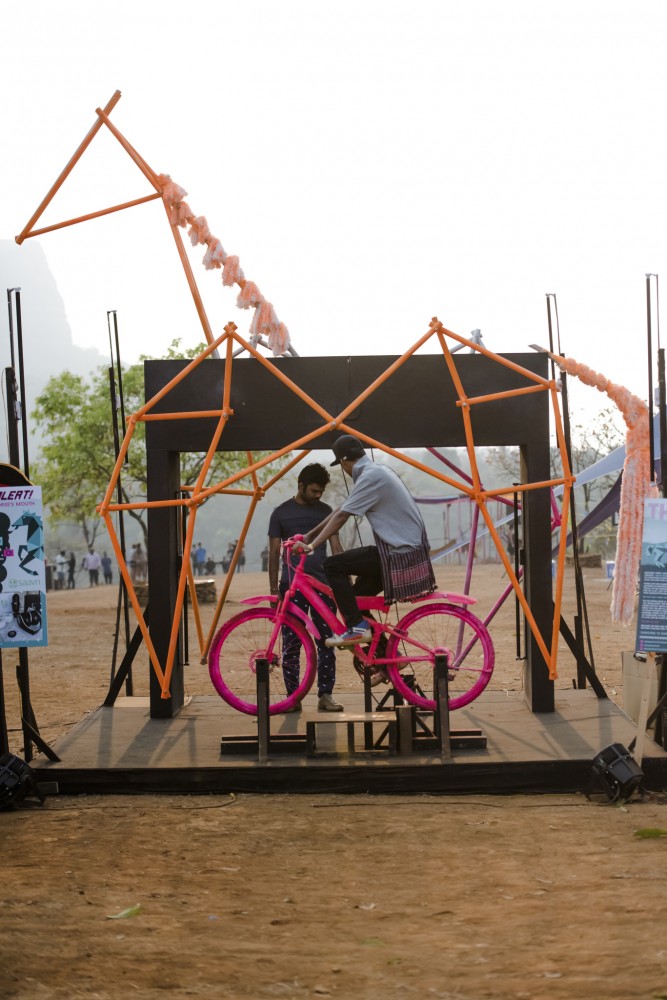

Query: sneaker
[283,701,302,713]
[325,623,372,647]
[318,693,344,712]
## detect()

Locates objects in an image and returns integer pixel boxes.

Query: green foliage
[32,340,275,546]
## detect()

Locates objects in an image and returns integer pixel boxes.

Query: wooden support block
[306,712,397,757]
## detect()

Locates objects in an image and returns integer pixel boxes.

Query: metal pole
[106,311,132,693]
[0,652,8,755]
[13,291,30,480]
[659,348,667,498]
[647,275,656,484]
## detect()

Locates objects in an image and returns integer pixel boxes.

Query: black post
[107,312,132,693]
[434,654,451,761]
[513,487,522,659]
[256,658,270,763]
[5,289,37,759]
[0,652,8,755]
[13,291,30,480]
[659,348,667,497]
[647,275,656,484]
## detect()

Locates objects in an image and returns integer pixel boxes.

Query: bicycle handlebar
[281,535,309,567]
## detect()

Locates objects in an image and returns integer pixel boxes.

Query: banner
[636,497,667,653]
[0,484,48,648]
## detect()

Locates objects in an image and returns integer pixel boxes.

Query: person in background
[194,542,207,577]
[268,463,344,713]
[67,552,76,590]
[101,551,113,585]
[82,548,102,587]
[133,543,147,583]
[55,550,67,590]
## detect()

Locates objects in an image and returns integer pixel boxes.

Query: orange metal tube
[134,328,228,421]
[161,496,199,697]
[16,90,122,244]
[198,426,335,502]
[477,500,552,671]
[140,410,225,422]
[482,479,568,499]
[337,423,476,498]
[334,324,439,425]
[163,203,216,347]
[188,335,235,501]
[18,193,162,241]
[100,498,189,513]
[95,107,161,189]
[247,451,260,492]
[549,383,574,483]
[435,328,485,495]
[459,383,552,407]
[102,513,165,686]
[180,486,257,497]
[232,331,336,423]
[437,322,553,386]
[98,418,138,515]
[549,482,572,679]
[262,450,311,491]
[187,563,205,655]
[202,492,261,661]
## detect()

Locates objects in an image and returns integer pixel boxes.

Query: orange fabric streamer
[156,173,290,356]
[550,355,656,625]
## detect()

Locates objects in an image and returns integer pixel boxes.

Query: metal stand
[220,660,307,759]
[434,654,452,761]
[394,656,486,757]
[256,658,270,764]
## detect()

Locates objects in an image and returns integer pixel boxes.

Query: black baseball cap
[330,434,366,466]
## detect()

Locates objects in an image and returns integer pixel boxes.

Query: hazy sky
[3,0,667,423]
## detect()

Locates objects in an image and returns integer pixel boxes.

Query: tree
[32,341,275,547]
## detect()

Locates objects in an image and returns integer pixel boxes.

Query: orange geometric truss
[16,91,574,699]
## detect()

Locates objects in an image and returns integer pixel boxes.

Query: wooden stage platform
[31,688,667,797]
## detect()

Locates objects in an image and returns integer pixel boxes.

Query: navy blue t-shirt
[268,498,332,585]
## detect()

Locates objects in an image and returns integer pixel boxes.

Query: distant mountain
[0,239,104,463]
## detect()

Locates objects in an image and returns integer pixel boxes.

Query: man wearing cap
[299,434,435,650]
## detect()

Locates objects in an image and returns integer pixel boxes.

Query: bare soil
[2,565,667,1000]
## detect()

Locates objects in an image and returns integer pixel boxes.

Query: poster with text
[0,484,48,648]
[636,497,667,653]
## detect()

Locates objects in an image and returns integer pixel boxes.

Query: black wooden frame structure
[144,350,555,719]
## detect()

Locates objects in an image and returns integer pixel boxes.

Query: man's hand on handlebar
[283,534,313,555]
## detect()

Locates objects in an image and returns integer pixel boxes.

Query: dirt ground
[2,564,667,1000]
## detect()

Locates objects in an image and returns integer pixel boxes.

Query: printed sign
[636,497,667,653]
[0,484,48,648]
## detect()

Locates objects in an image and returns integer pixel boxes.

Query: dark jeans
[323,546,383,628]
[280,586,337,696]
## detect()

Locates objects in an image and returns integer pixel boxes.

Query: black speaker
[0,753,45,810]
[591,743,644,802]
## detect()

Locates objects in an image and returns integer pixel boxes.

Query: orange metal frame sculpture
[16,91,574,700]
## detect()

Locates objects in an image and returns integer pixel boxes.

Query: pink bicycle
[208,536,495,715]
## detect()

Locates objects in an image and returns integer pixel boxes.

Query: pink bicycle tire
[208,607,317,715]
[386,603,494,711]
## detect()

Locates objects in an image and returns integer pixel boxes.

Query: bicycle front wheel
[386,603,494,711]
[208,607,317,715]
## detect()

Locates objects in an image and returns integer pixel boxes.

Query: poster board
[0,466,48,648]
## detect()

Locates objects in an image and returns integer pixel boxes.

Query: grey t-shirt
[340,456,425,552]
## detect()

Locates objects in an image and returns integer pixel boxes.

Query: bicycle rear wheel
[208,607,317,715]
[386,603,494,711]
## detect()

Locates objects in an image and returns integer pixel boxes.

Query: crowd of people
[48,543,147,589]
